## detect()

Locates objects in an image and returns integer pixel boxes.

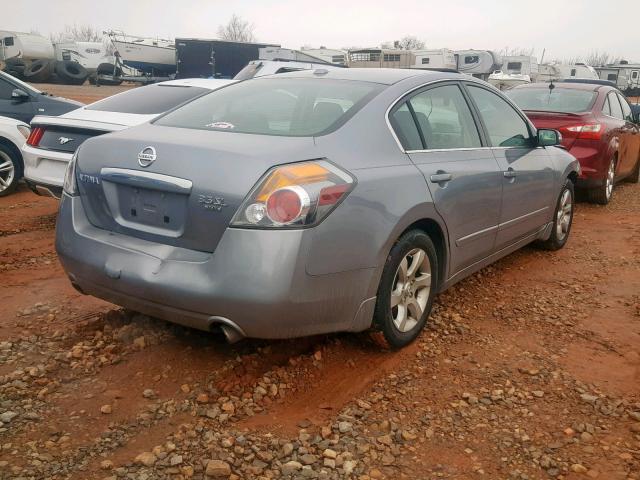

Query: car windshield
[506,87,597,113]
[154,77,384,137]
[86,84,209,114]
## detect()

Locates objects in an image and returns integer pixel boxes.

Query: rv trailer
[455,50,502,80]
[54,41,114,74]
[0,31,54,63]
[411,49,457,70]
[300,48,348,65]
[595,62,640,95]
[538,63,599,82]
[348,49,414,68]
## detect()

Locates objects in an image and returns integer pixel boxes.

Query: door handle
[429,173,452,183]
[503,168,517,179]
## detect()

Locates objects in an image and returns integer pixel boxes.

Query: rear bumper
[24,179,63,199]
[55,194,377,339]
[567,142,607,184]
[22,145,71,194]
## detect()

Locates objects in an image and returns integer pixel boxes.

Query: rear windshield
[506,87,597,113]
[86,84,209,114]
[154,77,383,136]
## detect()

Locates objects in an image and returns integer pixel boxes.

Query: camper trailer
[0,31,54,63]
[455,50,502,80]
[259,47,332,64]
[54,41,113,74]
[300,48,348,65]
[411,49,457,70]
[538,63,598,82]
[595,62,640,95]
[502,55,539,78]
[348,49,414,68]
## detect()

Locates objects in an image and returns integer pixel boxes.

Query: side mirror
[538,128,562,147]
[11,89,30,102]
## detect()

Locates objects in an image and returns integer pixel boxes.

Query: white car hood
[59,107,158,128]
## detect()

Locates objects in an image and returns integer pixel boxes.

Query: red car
[507,82,640,204]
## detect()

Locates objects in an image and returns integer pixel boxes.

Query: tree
[499,46,535,57]
[217,14,256,43]
[395,36,425,50]
[583,50,616,67]
[50,24,102,43]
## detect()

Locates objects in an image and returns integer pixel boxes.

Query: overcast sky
[4,0,637,62]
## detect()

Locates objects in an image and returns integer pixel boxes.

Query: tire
[370,230,439,349]
[23,59,54,83]
[54,60,88,85]
[539,179,574,251]
[94,63,124,85]
[0,143,22,197]
[588,156,616,205]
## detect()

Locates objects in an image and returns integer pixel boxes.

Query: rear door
[389,82,503,275]
[465,83,555,250]
[614,92,640,177]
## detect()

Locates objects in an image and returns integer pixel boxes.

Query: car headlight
[63,151,79,196]
[230,160,355,228]
[16,124,30,140]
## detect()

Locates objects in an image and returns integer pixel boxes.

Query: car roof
[157,78,237,90]
[513,82,610,93]
[270,67,459,85]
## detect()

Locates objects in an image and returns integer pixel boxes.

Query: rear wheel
[0,144,22,197]
[588,157,615,205]
[370,230,438,349]
[539,179,574,251]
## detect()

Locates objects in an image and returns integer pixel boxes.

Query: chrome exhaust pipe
[220,325,244,344]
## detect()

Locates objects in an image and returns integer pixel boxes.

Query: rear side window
[602,95,611,116]
[389,103,422,150]
[468,85,532,148]
[86,84,209,114]
[155,78,383,137]
[607,92,624,120]
[408,85,481,149]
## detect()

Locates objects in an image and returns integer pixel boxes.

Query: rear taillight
[26,126,45,147]
[231,160,355,228]
[560,124,602,140]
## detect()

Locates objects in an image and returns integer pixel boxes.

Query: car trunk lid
[524,110,595,150]
[75,123,318,253]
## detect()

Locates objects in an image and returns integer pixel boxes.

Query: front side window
[465,55,479,64]
[607,92,624,120]
[86,84,209,114]
[468,85,532,148]
[506,87,597,113]
[156,78,383,137]
[617,93,633,122]
[407,85,481,149]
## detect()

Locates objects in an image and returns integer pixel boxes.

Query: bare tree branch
[50,24,102,43]
[217,14,256,43]
[394,36,425,50]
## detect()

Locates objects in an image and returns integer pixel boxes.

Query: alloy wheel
[555,188,572,241]
[605,160,615,200]
[390,248,431,333]
[0,151,15,193]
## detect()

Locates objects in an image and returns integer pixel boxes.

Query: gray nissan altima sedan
[56,68,580,348]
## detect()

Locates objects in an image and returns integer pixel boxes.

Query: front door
[388,82,503,276]
[0,76,33,123]
[465,84,555,250]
